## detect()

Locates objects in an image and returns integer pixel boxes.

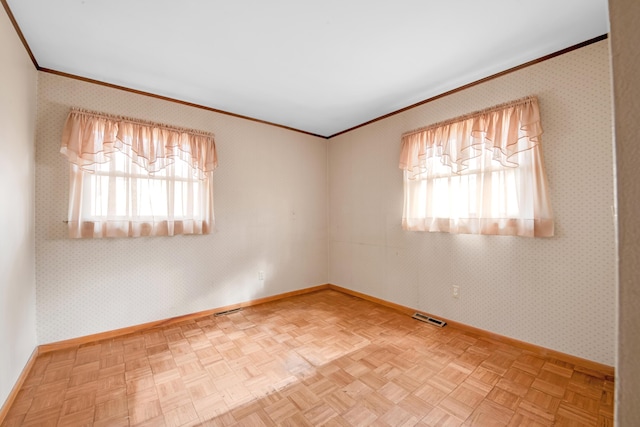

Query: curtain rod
[69,108,215,139]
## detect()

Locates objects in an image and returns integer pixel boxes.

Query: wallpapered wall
[328,40,616,366]
[35,73,328,344]
[0,9,37,409]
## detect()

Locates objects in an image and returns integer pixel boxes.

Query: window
[60,109,218,238]
[399,96,553,237]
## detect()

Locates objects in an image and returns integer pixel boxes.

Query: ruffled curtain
[61,109,218,179]
[399,96,554,237]
[60,109,218,238]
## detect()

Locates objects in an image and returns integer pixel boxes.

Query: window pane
[82,150,205,221]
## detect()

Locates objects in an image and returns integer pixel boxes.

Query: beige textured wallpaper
[0,8,38,409]
[328,40,616,365]
[35,73,328,344]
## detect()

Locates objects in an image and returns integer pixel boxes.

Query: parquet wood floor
[1,290,614,426]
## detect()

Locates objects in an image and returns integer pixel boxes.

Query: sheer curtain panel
[60,109,218,238]
[399,96,554,237]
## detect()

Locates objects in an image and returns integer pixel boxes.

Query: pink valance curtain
[61,109,218,179]
[400,97,543,176]
[399,96,554,237]
[60,109,218,238]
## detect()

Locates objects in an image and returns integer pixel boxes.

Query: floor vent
[214,308,242,317]
[412,312,447,327]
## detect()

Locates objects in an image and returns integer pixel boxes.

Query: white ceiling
[6,0,609,137]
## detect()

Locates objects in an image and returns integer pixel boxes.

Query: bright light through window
[399,97,554,237]
[86,152,201,219]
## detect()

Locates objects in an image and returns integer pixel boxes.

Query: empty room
[1,1,639,426]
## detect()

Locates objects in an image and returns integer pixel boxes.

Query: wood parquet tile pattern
[2,290,614,426]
